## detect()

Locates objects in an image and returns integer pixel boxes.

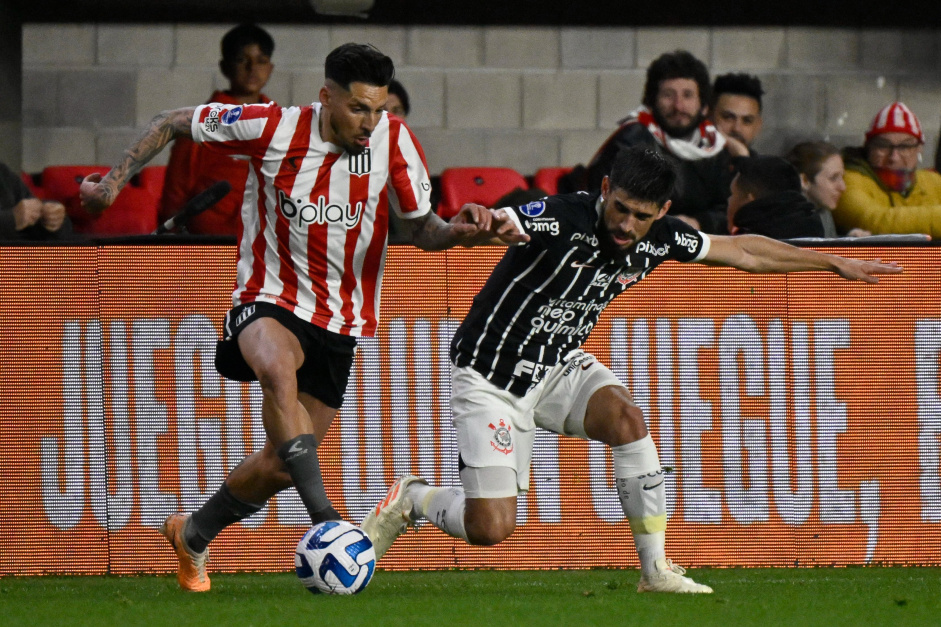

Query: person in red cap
[833,102,941,237]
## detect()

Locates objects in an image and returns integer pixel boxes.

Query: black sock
[277,434,341,524]
[186,482,264,553]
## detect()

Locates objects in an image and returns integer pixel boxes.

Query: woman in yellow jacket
[833,102,941,238]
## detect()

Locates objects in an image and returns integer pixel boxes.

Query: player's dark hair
[325,43,395,91]
[609,147,677,206]
[388,79,411,115]
[784,140,840,182]
[642,50,710,110]
[735,155,802,199]
[221,24,274,62]
[711,73,765,111]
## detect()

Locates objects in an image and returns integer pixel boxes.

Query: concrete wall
[20,24,941,175]
[1,3,23,170]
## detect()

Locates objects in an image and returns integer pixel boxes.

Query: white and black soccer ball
[295,520,376,595]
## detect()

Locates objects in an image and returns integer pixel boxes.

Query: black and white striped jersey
[450,191,710,397]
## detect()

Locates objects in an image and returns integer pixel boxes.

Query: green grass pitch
[1,568,939,626]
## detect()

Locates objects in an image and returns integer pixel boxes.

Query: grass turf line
[1,568,939,627]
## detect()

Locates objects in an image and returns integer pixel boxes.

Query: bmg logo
[277,189,364,229]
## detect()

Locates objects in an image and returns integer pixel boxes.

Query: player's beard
[330,118,369,155]
[597,219,630,261]
[652,107,704,140]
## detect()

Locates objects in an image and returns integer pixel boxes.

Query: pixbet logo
[635,240,670,256]
[277,189,364,229]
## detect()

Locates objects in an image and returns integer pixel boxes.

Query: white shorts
[451,350,626,498]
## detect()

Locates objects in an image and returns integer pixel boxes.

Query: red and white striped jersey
[191,101,433,337]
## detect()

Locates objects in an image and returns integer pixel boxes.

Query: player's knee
[464,499,516,546]
[465,517,515,546]
[253,354,297,396]
[606,403,648,447]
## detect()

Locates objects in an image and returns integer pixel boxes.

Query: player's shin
[612,435,667,577]
[410,484,469,541]
[278,433,341,523]
[187,482,264,553]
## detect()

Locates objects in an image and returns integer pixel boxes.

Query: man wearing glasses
[833,102,941,237]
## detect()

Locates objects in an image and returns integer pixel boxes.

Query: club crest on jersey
[348,148,372,176]
[617,270,642,286]
[519,201,545,217]
[204,108,222,133]
[489,419,513,455]
[221,106,243,125]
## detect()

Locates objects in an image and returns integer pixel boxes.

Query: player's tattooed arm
[404,205,529,251]
[80,107,196,213]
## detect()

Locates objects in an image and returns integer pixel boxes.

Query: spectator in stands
[0,163,74,241]
[386,79,410,119]
[582,50,730,234]
[834,102,941,238]
[727,155,825,239]
[710,73,764,158]
[785,141,870,238]
[159,24,276,236]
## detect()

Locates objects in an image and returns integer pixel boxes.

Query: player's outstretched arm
[702,234,903,283]
[404,204,529,251]
[80,107,197,214]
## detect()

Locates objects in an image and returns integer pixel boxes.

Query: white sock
[407,484,469,542]
[611,435,667,576]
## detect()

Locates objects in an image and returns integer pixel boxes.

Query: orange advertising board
[1,243,939,575]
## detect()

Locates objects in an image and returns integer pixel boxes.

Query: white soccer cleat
[360,475,427,560]
[637,558,713,594]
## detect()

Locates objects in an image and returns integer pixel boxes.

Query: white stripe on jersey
[485,248,578,373]
[395,126,433,218]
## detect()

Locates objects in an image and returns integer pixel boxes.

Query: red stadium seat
[532,167,574,196]
[41,165,160,236]
[436,167,529,219]
[20,171,43,198]
[139,165,167,201]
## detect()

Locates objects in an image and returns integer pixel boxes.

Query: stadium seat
[41,165,160,236]
[139,165,167,201]
[532,167,574,196]
[20,171,43,198]
[436,167,529,219]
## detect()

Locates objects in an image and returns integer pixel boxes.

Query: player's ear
[319,85,331,108]
[657,199,671,218]
[600,176,610,201]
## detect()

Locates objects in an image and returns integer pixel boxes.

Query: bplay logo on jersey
[277,189,364,229]
[221,106,243,125]
[519,201,545,217]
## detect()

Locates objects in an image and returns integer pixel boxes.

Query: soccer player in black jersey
[362,147,901,593]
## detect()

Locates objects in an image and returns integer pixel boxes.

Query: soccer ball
[295,521,376,595]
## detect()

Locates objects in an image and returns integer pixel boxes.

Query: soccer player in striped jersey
[363,146,901,593]
[80,43,527,592]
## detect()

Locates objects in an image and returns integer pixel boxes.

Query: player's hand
[450,203,491,233]
[79,172,117,214]
[40,200,66,232]
[13,198,42,230]
[834,257,903,283]
[489,208,530,244]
